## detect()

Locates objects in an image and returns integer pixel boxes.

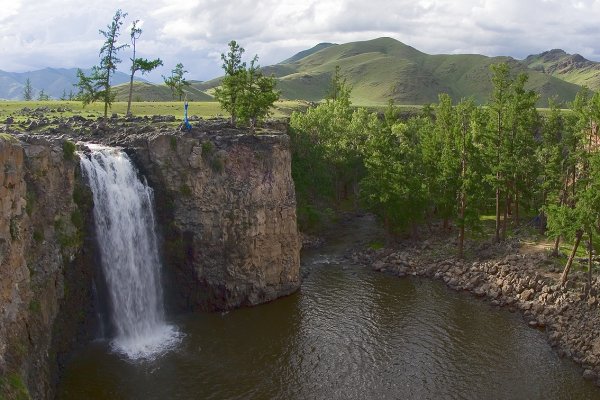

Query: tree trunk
[410,222,419,241]
[495,109,502,243]
[126,73,135,116]
[588,231,593,297]
[127,39,137,116]
[458,115,467,259]
[540,190,547,235]
[561,229,583,286]
[458,193,466,259]
[501,192,509,240]
[551,175,571,256]
[552,235,561,257]
[572,166,576,203]
[495,184,501,242]
[515,186,520,225]
[353,176,360,211]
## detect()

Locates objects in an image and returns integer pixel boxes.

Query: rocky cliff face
[130,131,301,311]
[0,136,95,400]
[0,122,301,398]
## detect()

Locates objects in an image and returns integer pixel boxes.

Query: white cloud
[0,0,22,22]
[1,0,600,81]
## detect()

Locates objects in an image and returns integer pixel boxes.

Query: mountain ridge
[268,37,583,106]
[0,67,146,100]
[193,37,586,106]
[2,38,598,105]
[523,48,600,90]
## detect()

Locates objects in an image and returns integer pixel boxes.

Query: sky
[1,0,600,83]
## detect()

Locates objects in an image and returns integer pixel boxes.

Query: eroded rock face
[0,125,301,397]
[131,132,301,311]
[0,136,95,399]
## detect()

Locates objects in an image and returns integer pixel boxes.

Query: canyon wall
[130,131,301,311]
[0,126,302,398]
[0,136,95,399]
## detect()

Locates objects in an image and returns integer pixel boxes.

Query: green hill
[279,42,337,64]
[270,37,581,106]
[523,49,600,91]
[112,81,214,102]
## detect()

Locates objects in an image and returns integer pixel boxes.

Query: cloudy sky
[1,0,599,82]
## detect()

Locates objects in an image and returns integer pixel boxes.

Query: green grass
[0,99,308,122]
[0,372,30,400]
[0,133,19,142]
[368,241,384,250]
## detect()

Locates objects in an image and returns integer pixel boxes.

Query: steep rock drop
[0,125,302,399]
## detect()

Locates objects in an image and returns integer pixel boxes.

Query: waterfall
[80,144,180,360]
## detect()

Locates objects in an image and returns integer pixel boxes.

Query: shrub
[62,140,77,161]
[179,184,192,197]
[201,141,214,156]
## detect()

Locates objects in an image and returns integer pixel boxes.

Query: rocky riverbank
[349,233,600,386]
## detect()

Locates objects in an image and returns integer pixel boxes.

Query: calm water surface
[59,215,600,399]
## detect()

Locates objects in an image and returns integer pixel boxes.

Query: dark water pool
[58,216,600,399]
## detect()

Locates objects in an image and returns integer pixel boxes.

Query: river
[58,214,600,399]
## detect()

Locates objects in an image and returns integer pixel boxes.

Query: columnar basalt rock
[0,136,95,400]
[130,132,301,311]
[0,123,301,398]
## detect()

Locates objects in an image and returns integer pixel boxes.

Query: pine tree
[487,63,539,241]
[162,63,190,101]
[214,40,246,125]
[127,20,162,115]
[75,9,129,118]
[488,63,511,242]
[37,89,49,101]
[23,78,33,101]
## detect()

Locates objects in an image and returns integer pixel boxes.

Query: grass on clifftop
[0,100,309,122]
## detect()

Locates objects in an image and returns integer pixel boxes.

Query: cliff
[0,121,301,398]
[129,130,301,310]
[0,135,95,399]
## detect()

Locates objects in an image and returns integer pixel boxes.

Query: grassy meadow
[0,99,310,122]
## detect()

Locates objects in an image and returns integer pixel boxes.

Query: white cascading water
[80,144,180,360]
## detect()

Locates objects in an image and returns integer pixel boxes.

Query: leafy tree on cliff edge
[236,56,279,132]
[75,9,129,118]
[215,40,246,125]
[215,41,279,130]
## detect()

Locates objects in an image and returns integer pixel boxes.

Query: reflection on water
[58,215,600,399]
